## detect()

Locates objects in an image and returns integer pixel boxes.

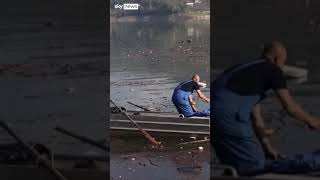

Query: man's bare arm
[188,95,197,112]
[195,90,210,103]
[188,95,195,104]
[252,104,278,160]
[276,89,320,129]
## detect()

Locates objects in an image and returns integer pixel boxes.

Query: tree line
[110,0,186,16]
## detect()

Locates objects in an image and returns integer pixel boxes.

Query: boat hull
[110,112,210,136]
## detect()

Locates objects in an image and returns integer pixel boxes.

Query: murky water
[111,17,210,112]
[0,2,107,156]
[110,17,210,179]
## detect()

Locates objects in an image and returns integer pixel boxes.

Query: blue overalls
[212,60,320,176]
[212,60,266,175]
[172,80,210,117]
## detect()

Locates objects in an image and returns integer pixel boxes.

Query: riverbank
[110,11,210,23]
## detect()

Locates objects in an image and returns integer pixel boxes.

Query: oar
[0,121,68,180]
[110,99,161,145]
[127,101,151,111]
[178,139,210,145]
[55,126,109,152]
[126,110,175,114]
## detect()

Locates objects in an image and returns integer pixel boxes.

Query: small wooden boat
[212,173,320,180]
[0,144,108,180]
[211,164,320,180]
[110,110,210,136]
[0,162,107,180]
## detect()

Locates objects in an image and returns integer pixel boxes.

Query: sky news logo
[114,4,140,10]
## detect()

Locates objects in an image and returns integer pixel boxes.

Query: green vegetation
[110,0,185,17]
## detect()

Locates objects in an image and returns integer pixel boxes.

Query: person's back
[212,41,320,176]
[172,74,210,117]
[212,60,272,175]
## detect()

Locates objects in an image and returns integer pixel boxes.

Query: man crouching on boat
[172,74,210,117]
[212,41,320,176]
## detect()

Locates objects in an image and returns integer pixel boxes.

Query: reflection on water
[110,18,210,180]
[111,19,210,112]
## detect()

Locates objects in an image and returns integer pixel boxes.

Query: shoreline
[110,12,210,23]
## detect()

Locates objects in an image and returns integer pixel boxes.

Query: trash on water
[131,157,136,161]
[189,137,196,140]
[198,146,204,151]
[128,168,135,172]
[65,88,75,94]
[138,162,146,166]
[147,159,159,167]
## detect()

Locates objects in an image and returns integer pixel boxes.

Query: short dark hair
[192,74,199,79]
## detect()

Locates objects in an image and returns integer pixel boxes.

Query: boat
[211,173,320,180]
[211,163,320,180]
[0,161,108,180]
[0,143,108,180]
[110,110,210,137]
[0,120,108,180]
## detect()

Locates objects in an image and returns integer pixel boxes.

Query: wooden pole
[127,101,151,111]
[178,139,210,145]
[55,126,109,152]
[110,99,161,145]
[0,121,68,180]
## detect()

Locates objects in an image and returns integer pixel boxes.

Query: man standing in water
[172,74,210,117]
[212,41,320,176]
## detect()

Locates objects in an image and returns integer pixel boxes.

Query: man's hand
[266,146,279,160]
[264,128,275,137]
[276,89,320,130]
[307,117,320,130]
[195,90,210,103]
[252,104,279,160]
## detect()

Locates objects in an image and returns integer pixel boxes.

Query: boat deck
[110,111,210,136]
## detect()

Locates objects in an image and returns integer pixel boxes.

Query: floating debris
[138,162,146,167]
[147,159,159,167]
[128,167,135,172]
[189,137,196,140]
[65,88,75,94]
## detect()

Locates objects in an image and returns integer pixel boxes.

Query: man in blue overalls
[212,41,320,176]
[172,74,210,117]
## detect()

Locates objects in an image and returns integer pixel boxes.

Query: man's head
[192,74,200,82]
[262,41,287,67]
